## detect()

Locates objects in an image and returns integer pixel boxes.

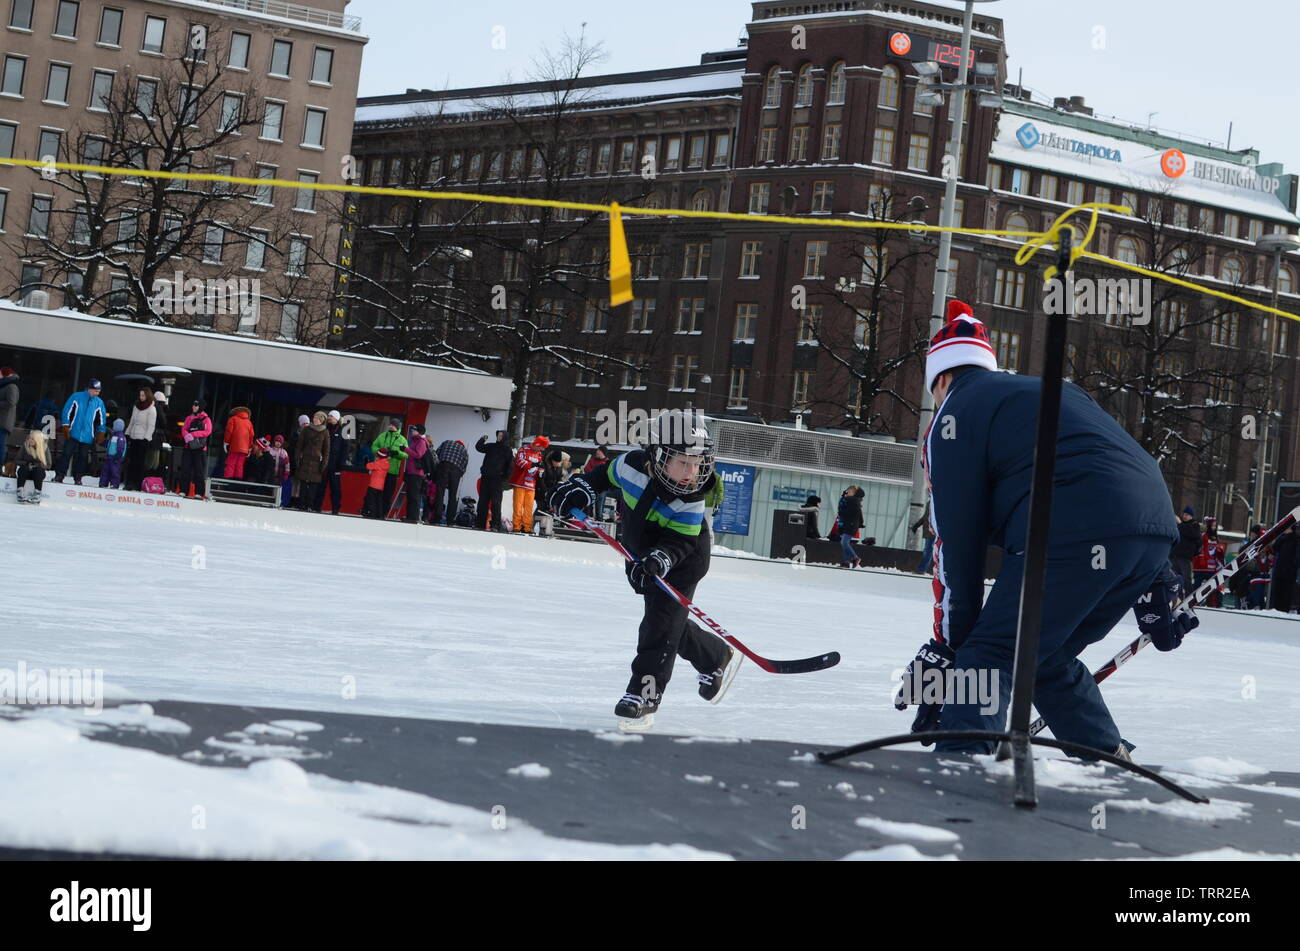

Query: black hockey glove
[1133,562,1199,652]
[548,477,597,518]
[629,550,673,594]
[893,639,956,745]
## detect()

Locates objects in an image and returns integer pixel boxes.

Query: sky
[347,0,1299,169]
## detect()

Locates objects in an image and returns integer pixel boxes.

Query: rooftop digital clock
[887,31,975,69]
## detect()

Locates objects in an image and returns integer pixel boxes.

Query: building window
[734,303,758,341]
[712,132,731,166]
[748,182,771,215]
[728,368,749,408]
[1197,207,1214,232]
[213,92,242,132]
[1220,256,1244,284]
[98,6,121,45]
[758,128,777,163]
[28,194,51,237]
[245,229,267,270]
[1037,173,1057,200]
[811,181,834,214]
[284,236,307,277]
[690,188,712,212]
[633,244,660,280]
[906,133,930,171]
[467,152,484,181]
[0,189,7,231]
[1172,203,1189,228]
[861,244,887,283]
[252,164,275,205]
[804,240,828,279]
[1114,235,1139,264]
[871,127,894,165]
[1120,191,1139,213]
[617,139,635,173]
[670,354,700,391]
[133,77,156,116]
[951,197,965,227]
[628,298,655,332]
[9,0,33,29]
[311,46,334,84]
[270,39,292,77]
[1008,168,1029,194]
[621,355,646,390]
[141,15,165,54]
[827,61,846,105]
[1210,313,1240,348]
[676,298,705,333]
[878,64,899,109]
[764,66,781,108]
[201,225,224,263]
[792,370,812,408]
[994,267,1026,308]
[821,123,842,160]
[664,136,681,170]
[594,142,611,174]
[795,63,814,107]
[227,31,251,69]
[54,0,78,38]
[302,108,326,148]
[486,151,502,180]
[687,134,706,169]
[294,171,318,212]
[683,242,711,278]
[581,302,609,333]
[989,329,1021,369]
[262,101,284,140]
[798,304,821,343]
[1222,213,1240,239]
[867,183,891,219]
[1279,266,1294,296]
[740,240,762,278]
[2,54,26,96]
[789,125,809,162]
[37,129,61,161]
[45,63,69,103]
[1246,219,1263,242]
[1065,180,1084,205]
[913,82,936,116]
[278,302,300,340]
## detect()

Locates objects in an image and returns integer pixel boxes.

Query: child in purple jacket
[99,419,127,488]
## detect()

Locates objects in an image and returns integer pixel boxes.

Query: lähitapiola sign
[1016,122,1122,162]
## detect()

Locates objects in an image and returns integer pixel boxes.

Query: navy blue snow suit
[924,367,1177,754]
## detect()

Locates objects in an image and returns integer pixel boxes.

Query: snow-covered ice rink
[7,496,1299,772]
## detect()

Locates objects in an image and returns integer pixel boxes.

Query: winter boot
[615,693,659,732]
[697,644,742,705]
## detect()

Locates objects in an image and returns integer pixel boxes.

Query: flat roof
[0,301,514,410]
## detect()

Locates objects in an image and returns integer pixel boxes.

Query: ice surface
[5,502,1299,774]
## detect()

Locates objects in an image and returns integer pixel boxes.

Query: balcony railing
[200,0,362,32]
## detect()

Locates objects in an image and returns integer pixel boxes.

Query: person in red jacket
[510,435,547,533]
[1192,515,1227,607]
[222,406,255,480]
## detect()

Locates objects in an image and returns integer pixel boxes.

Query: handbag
[142,476,165,494]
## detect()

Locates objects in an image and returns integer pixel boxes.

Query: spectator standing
[99,419,127,488]
[1192,516,1227,608]
[1244,525,1272,610]
[122,387,157,491]
[474,430,512,532]
[0,366,19,467]
[178,400,214,499]
[1171,507,1200,591]
[362,449,391,518]
[800,495,823,540]
[56,379,107,484]
[268,434,292,501]
[315,410,348,514]
[246,437,274,484]
[370,418,409,516]
[510,436,548,534]
[15,430,51,503]
[295,411,330,511]
[402,424,431,523]
[1271,524,1298,612]
[222,406,255,480]
[837,485,866,568]
[535,449,568,537]
[431,438,469,526]
[148,391,170,479]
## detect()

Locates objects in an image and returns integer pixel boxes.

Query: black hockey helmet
[644,409,714,496]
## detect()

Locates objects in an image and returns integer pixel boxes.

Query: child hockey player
[546,410,741,731]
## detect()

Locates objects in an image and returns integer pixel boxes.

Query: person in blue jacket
[55,379,108,484]
[893,301,1196,760]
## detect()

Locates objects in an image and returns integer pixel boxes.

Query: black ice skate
[697,644,742,705]
[614,693,659,733]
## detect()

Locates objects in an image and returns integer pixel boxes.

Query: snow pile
[853,817,961,843]
[841,844,958,861]
[0,719,727,860]
[1102,797,1252,822]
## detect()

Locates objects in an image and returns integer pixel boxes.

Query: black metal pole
[1006,229,1074,808]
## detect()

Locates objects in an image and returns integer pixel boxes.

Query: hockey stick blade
[565,510,841,674]
[1029,505,1300,736]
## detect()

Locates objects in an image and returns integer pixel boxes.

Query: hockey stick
[566,509,841,674]
[1029,505,1300,736]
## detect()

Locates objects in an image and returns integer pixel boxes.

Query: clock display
[886,31,976,70]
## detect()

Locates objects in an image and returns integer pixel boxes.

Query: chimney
[1053,96,1069,110]
[1068,95,1092,116]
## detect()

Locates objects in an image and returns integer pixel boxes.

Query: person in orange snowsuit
[510,435,548,533]
[222,406,255,479]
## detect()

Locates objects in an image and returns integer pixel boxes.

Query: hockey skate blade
[708,650,744,706]
[616,713,655,734]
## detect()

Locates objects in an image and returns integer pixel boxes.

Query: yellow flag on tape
[608,202,633,307]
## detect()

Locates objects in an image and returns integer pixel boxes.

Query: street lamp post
[905,0,1002,550]
[1252,232,1300,526]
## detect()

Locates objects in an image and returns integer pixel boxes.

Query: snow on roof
[993,112,1298,224]
[356,69,745,124]
[753,5,1001,40]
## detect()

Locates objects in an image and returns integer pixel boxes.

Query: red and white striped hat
[925,300,999,394]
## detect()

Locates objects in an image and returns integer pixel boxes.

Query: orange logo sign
[1161,149,1187,178]
[889,32,912,56]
